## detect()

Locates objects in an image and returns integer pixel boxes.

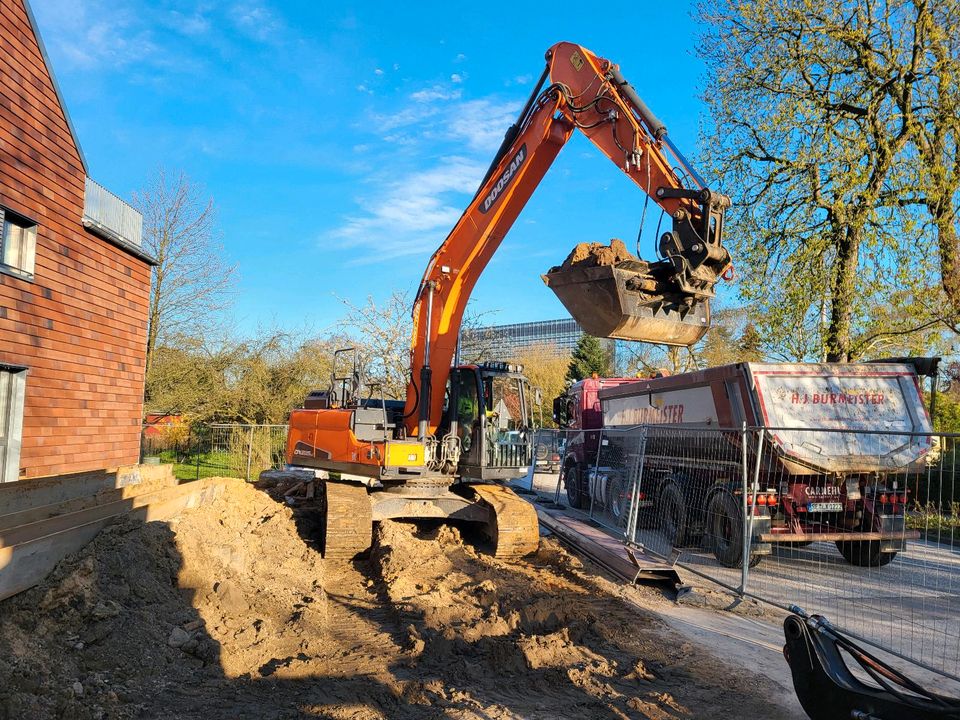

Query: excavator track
[471,484,540,559]
[323,481,372,559]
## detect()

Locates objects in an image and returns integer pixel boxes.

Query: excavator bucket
[542,241,711,347]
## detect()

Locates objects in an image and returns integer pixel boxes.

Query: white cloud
[167,8,211,37]
[327,83,527,264]
[374,68,384,76]
[330,157,486,263]
[30,0,157,70]
[450,73,463,83]
[454,53,467,62]
[410,85,462,103]
[230,1,283,42]
[373,87,518,152]
[447,98,522,151]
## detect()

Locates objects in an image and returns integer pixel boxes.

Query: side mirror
[552,395,567,426]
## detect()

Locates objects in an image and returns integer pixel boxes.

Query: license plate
[808,502,843,513]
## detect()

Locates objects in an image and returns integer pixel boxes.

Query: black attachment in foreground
[783,610,960,719]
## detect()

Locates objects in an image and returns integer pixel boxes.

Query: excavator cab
[439,362,533,481]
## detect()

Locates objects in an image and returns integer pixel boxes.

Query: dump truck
[554,360,936,567]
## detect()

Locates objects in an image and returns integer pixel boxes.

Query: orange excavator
[285,41,732,559]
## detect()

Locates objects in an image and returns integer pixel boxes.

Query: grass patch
[905,502,960,533]
[147,449,250,482]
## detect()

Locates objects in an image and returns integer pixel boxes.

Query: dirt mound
[549,238,640,273]
[0,483,795,719]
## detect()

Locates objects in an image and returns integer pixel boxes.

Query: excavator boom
[405,41,731,437]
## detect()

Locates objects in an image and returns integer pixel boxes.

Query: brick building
[0,0,155,482]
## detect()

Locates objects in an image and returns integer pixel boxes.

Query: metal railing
[83,177,143,250]
[140,423,288,482]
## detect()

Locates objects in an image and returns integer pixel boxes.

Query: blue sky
[31,0,716,337]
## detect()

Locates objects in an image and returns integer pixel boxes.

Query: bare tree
[134,169,237,377]
[338,292,500,400]
[338,291,413,400]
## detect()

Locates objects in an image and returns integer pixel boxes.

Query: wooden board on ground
[0,476,236,601]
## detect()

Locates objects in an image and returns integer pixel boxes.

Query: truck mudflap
[749,515,773,557]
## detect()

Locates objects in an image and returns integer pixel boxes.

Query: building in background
[0,0,155,482]
[462,318,616,367]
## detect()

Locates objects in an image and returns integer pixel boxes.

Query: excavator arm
[404,41,731,437]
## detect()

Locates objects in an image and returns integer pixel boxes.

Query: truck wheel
[658,482,688,547]
[564,464,585,509]
[835,540,896,567]
[608,477,627,527]
[705,492,761,568]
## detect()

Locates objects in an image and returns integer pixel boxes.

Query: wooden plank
[0,465,145,516]
[0,477,210,547]
[0,477,233,601]
[0,470,175,531]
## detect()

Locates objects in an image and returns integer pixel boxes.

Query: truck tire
[658,482,688,547]
[835,539,896,567]
[608,476,627,527]
[706,492,762,568]
[564,464,586,509]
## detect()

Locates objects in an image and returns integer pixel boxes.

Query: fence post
[589,429,604,520]
[740,423,750,595]
[625,426,648,544]
[554,433,564,505]
[245,426,254,482]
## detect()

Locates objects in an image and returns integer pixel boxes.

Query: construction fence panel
[745,427,960,682]
[528,428,571,498]
[141,424,289,482]
[587,427,645,535]
[623,425,761,594]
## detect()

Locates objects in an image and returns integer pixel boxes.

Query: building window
[0,367,27,483]
[0,207,38,279]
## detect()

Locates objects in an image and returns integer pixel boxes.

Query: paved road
[527,471,960,682]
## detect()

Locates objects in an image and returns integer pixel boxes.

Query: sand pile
[549,238,641,273]
[0,482,793,719]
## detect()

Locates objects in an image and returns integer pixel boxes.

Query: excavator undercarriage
[319,480,540,560]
